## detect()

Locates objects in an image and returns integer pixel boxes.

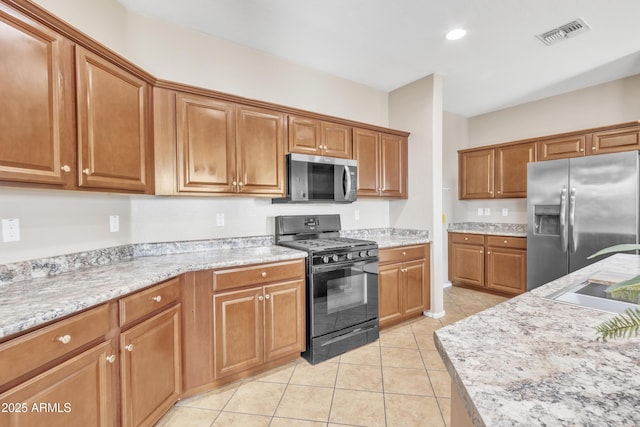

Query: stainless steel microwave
[272,153,357,203]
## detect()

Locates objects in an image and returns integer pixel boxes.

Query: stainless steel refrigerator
[527,150,639,290]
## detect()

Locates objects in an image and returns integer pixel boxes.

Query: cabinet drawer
[119,277,180,327]
[449,233,485,245]
[379,244,427,264]
[486,236,526,249]
[213,259,305,292]
[0,304,112,387]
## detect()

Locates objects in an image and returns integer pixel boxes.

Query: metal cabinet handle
[261,271,267,278]
[402,251,406,256]
[480,251,483,254]
[579,148,584,152]
[106,355,116,363]
[61,165,71,173]
[258,295,264,301]
[592,146,597,151]
[57,334,71,344]
[82,168,91,175]
[150,295,162,302]
[487,251,491,255]
[238,182,244,186]
[503,240,508,244]
[265,294,270,300]
[125,344,134,352]
[464,237,468,241]
[232,181,237,186]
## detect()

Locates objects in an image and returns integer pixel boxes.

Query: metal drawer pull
[57,335,71,344]
[464,237,468,241]
[258,295,264,301]
[61,165,71,172]
[125,344,134,352]
[261,271,267,278]
[265,294,270,300]
[402,251,406,256]
[82,168,91,175]
[504,240,508,244]
[151,295,162,302]
[106,355,116,363]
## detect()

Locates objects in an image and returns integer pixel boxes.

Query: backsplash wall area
[0,187,390,264]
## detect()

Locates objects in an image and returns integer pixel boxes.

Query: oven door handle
[312,259,376,273]
[320,324,378,347]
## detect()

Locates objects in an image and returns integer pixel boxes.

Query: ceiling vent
[536,18,591,46]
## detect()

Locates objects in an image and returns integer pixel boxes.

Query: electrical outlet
[2,218,20,242]
[484,208,491,216]
[502,208,509,217]
[354,210,360,221]
[216,213,225,226]
[477,208,484,216]
[109,215,120,232]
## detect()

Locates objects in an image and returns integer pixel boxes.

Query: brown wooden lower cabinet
[120,305,181,427]
[448,232,526,295]
[378,244,430,329]
[0,341,117,427]
[182,259,306,396]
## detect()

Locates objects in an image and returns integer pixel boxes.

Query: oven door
[310,259,378,338]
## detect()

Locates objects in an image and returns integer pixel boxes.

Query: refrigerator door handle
[560,187,568,253]
[569,187,577,253]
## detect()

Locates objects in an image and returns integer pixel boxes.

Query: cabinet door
[288,115,321,155]
[214,287,264,378]
[75,47,152,193]
[353,128,380,196]
[175,93,236,193]
[0,341,116,427]
[403,259,427,317]
[590,126,640,155]
[495,142,536,198]
[0,5,74,187]
[120,306,181,427]
[459,149,494,199]
[486,248,526,295]
[264,280,305,361]
[378,263,403,328]
[538,135,586,160]
[236,105,285,195]
[380,134,408,198]
[450,243,484,288]
[321,122,352,159]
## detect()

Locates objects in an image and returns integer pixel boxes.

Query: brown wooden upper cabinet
[538,135,586,160]
[590,125,640,155]
[353,128,408,199]
[75,47,153,193]
[0,4,75,188]
[459,143,535,200]
[288,115,352,159]
[155,91,285,197]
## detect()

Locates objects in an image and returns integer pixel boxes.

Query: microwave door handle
[343,165,352,197]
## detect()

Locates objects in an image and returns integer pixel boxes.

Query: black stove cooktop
[279,237,375,252]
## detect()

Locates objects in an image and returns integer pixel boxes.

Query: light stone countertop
[434,254,640,427]
[0,227,430,341]
[0,245,305,340]
[447,222,527,237]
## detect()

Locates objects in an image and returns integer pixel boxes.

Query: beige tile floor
[156,286,508,427]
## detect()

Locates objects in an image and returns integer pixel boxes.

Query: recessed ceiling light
[446,28,467,41]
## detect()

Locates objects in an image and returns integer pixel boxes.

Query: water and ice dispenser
[534,205,561,236]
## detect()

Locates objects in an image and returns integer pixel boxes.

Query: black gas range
[275,215,379,364]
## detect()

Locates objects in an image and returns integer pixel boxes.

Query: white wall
[0,0,392,264]
[388,74,444,316]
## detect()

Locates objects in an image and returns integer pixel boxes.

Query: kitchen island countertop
[434,253,640,426]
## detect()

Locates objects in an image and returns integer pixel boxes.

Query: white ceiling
[117,0,640,117]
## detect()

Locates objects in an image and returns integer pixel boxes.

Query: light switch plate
[477,208,484,216]
[484,208,491,216]
[2,218,20,242]
[216,213,225,226]
[354,210,360,220]
[502,208,509,217]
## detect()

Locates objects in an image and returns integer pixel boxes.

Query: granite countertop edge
[0,228,430,340]
[434,254,640,427]
[447,222,527,238]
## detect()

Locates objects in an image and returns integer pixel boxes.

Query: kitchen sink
[546,278,640,314]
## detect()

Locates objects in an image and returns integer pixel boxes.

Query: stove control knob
[322,256,330,264]
[332,254,339,262]
[359,251,367,258]
[346,253,353,260]
[367,250,376,257]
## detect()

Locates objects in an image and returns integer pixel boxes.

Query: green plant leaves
[587,244,640,259]
[595,308,640,341]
